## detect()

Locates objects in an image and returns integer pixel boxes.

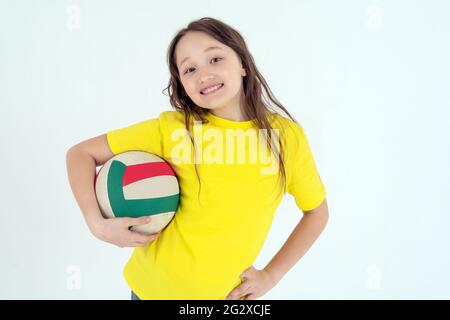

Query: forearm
[65,148,104,233]
[263,210,329,284]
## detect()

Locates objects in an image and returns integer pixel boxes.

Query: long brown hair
[162,17,298,200]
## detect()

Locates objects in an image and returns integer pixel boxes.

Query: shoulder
[155,110,188,131]
[268,112,305,142]
[158,110,186,123]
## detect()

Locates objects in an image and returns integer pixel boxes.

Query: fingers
[132,232,160,247]
[123,216,152,227]
[133,241,151,247]
[117,232,160,248]
[225,284,252,300]
[245,293,257,300]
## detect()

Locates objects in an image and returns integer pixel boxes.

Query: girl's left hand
[225,265,276,300]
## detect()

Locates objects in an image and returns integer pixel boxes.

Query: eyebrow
[178,46,224,69]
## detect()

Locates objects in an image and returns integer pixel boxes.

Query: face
[175,31,247,112]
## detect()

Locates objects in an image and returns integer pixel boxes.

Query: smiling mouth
[200,83,224,95]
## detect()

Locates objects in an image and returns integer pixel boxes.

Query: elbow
[320,200,329,225]
[66,145,78,161]
[66,144,84,165]
[66,147,76,171]
[322,208,329,226]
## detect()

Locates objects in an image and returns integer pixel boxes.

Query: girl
[66,17,329,300]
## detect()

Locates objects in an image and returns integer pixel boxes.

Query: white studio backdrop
[0,0,449,299]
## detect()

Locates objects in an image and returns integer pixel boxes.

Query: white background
[1,0,449,299]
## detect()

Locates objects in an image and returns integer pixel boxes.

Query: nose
[199,74,214,84]
[197,67,215,84]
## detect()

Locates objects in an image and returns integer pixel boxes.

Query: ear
[241,64,247,77]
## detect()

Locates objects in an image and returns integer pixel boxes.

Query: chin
[195,101,224,111]
[203,97,235,110]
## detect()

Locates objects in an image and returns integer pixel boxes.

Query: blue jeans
[131,291,140,300]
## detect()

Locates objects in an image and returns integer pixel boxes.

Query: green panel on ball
[108,160,180,218]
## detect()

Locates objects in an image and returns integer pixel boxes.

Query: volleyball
[94,151,180,234]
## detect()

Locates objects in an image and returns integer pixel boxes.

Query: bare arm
[65,134,112,233]
[65,134,159,247]
[263,198,329,284]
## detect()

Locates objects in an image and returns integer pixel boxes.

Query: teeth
[202,83,223,94]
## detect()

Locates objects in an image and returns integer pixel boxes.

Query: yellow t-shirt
[106,110,326,299]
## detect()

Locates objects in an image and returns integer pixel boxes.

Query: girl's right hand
[91,216,160,248]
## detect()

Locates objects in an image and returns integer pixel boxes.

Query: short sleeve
[106,117,163,156]
[285,122,326,212]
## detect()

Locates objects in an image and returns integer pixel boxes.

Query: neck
[209,102,248,122]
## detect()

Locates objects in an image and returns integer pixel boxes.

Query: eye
[184,67,194,75]
[183,57,223,75]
